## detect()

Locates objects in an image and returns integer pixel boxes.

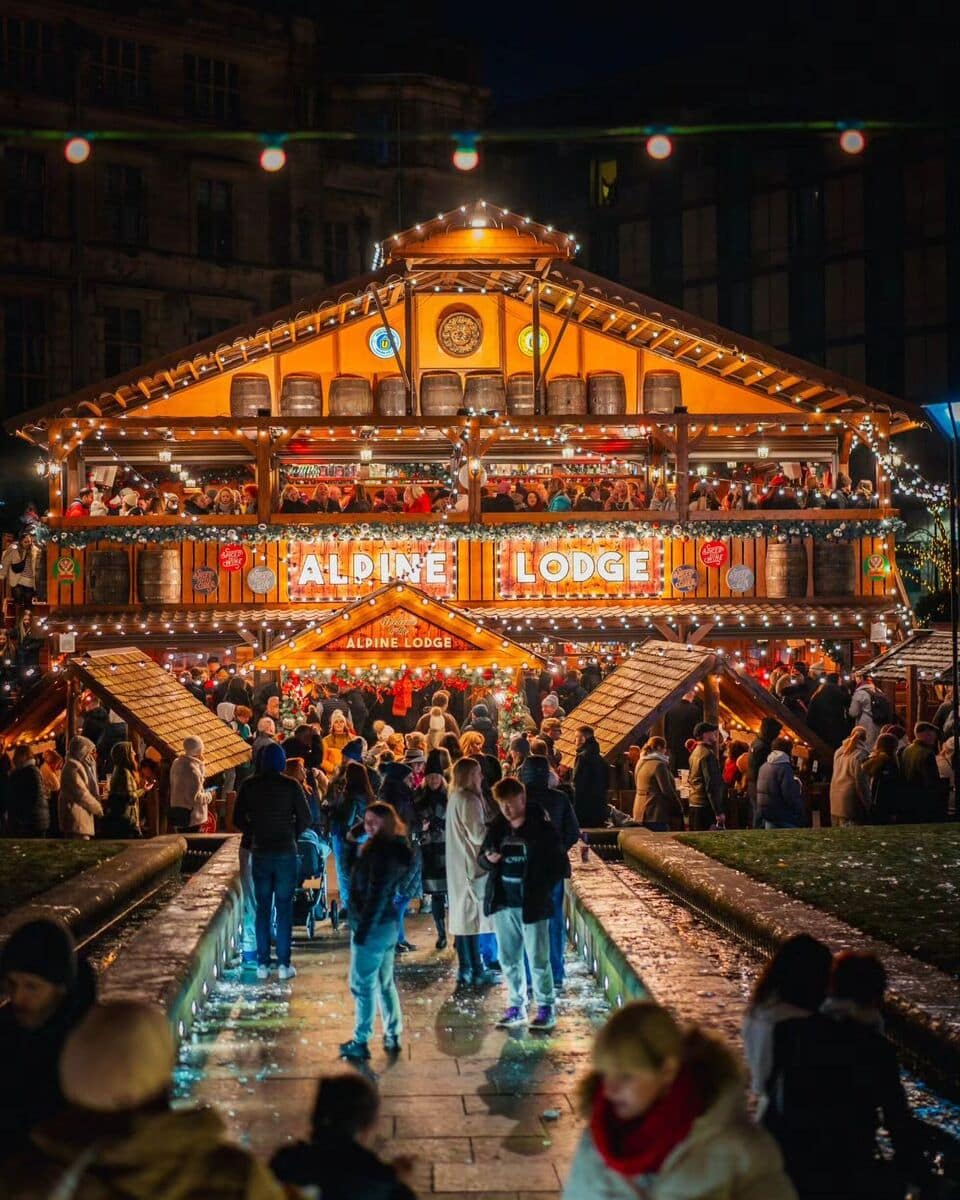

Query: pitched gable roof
[256,581,547,672]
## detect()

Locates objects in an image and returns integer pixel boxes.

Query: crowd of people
[63,481,258,518]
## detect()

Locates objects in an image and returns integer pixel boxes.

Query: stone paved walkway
[177,914,609,1198]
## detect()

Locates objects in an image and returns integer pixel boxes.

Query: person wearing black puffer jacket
[571,726,610,828]
[340,802,413,1062]
[4,745,48,837]
[520,753,579,990]
[462,704,498,755]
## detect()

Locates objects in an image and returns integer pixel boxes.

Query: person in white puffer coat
[58,736,103,838]
[563,1002,796,1200]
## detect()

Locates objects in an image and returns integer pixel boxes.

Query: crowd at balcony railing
[56,463,880,520]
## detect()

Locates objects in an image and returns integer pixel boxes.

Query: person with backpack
[862,733,906,823]
[847,675,891,751]
[900,721,947,822]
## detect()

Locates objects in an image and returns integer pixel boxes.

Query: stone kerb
[619,829,960,1077]
[0,836,186,949]
[100,835,242,1040]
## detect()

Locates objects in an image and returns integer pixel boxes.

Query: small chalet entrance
[255,581,547,734]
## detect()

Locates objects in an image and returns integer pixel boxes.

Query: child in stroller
[294,827,339,938]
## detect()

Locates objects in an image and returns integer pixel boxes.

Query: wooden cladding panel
[47,533,893,611]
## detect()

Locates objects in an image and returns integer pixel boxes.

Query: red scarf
[590,1066,703,1177]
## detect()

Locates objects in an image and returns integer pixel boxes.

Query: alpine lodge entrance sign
[498,537,664,598]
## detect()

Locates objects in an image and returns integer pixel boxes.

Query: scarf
[590,1065,703,1177]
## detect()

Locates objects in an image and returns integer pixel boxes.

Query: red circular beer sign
[699,540,729,569]
[218,544,247,573]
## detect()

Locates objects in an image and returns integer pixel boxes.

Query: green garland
[37,516,904,549]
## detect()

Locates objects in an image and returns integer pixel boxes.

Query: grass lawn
[0,842,126,917]
[678,826,960,977]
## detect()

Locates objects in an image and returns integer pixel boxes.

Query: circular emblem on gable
[246,566,277,595]
[191,566,219,595]
[369,326,401,359]
[518,324,550,357]
[699,540,729,569]
[218,544,247,573]
[53,555,80,583]
[437,307,483,356]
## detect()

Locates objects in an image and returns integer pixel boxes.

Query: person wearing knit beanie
[0,918,96,1161]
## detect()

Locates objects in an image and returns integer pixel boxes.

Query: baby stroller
[294,828,339,938]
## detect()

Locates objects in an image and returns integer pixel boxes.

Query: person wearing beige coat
[829,728,871,825]
[58,736,103,838]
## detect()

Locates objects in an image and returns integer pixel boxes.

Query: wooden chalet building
[3,201,923,734]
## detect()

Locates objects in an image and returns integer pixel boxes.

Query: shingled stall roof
[70,649,250,778]
[554,643,717,763]
[860,628,957,683]
[554,642,834,766]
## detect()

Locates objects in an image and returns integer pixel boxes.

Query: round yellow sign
[518,324,550,357]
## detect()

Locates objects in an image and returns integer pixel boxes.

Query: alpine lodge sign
[498,537,663,598]
[288,540,456,601]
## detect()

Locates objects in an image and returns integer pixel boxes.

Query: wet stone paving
[176,914,609,1198]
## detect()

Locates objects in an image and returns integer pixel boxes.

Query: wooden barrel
[87,549,130,606]
[506,373,535,416]
[377,374,407,417]
[280,373,323,417]
[642,369,682,414]
[137,547,181,606]
[588,371,626,416]
[764,541,808,598]
[230,373,271,418]
[328,375,373,417]
[814,540,856,596]
[420,370,463,416]
[464,372,506,412]
[546,375,587,416]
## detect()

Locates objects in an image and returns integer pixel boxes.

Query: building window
[3,148,45,237]
[322,221,349,280]
[823,172,863,253]
[825,342,866,381]
[619,220,651,288]
[903,332,947,401]
[904,157,946,240]
[790,183,822,251]
[90,37,152,104]
[751,271,790,346]
[183,55,239,121]
[681,205,717,278]
[903,245,947,325]
[751,190,788,265]
[590,159,618,207]
[0,17,55,92]
[296,211,313,264]
[192,314,232,343]
[103,165,146,245]
[682,282,718,324]
[197,179,233,259]
[103,307,142,376]
[3,296,46,411]
[824,258,865,338]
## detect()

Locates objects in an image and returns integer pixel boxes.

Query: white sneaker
[256,965,270,980]
[278,964,297,981]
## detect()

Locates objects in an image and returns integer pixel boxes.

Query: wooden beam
[687,622,717,646]
[701,672,720,724]
[719,357,750,377]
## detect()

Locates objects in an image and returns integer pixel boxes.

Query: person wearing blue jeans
[478,777,568,1033]
[340,801,413,1060]
[233,741,311,982]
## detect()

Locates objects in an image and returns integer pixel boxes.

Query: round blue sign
[368,326,402,359]
[671,564,700,593]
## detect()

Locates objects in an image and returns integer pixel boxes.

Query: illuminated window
[590,159,618,207]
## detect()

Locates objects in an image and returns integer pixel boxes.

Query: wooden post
[404,278,416,415]
[532,285,543,415]
[839,428,854,484]
[701,671,720,725]
[804,535,815,598]
[467,418,482,523]
[676,419,690,522]
[257,431,272,522]
[905,664,919,732]
[875,414,892,508]
[65,676,77,743]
